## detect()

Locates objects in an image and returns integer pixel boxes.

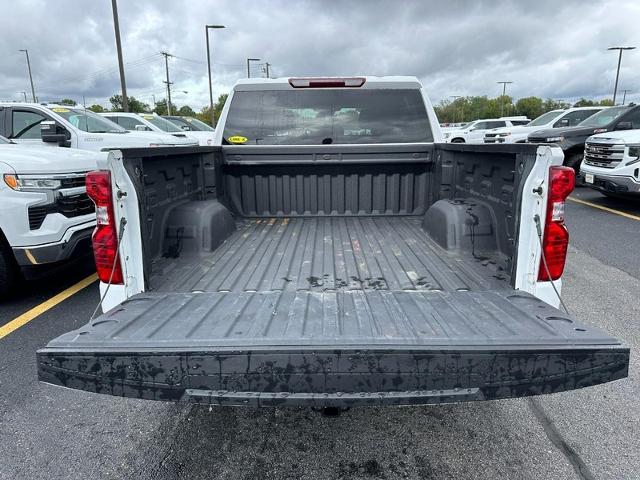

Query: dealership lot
[0,189,637,480]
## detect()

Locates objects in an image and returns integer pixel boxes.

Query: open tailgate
[37,289,628,407]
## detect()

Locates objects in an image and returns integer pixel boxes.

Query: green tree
[88,104,105,113]
[58,98,77,106]
[196,93,228,126]
[153,98,174,116]
[109,94,150,113]
[514,96,544,120]
[177,105,196,116]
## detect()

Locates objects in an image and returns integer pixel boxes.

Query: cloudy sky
[1,0,639,111]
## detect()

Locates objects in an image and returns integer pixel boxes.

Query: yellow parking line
[568,197,640,221]
[0,273,98,340]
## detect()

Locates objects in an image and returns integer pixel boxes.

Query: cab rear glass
[223,89,433,145]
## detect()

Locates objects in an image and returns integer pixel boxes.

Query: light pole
[608,46,635,105]
[19,49,36,102]
[110,0,128,112]
[206,24,225,127]
[246,58,260,78]
[17,91,27,102]
[621,89,631,105]
[449,95,461,123]
[497,81,513,117]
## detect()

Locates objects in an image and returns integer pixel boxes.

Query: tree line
[434,95,614,124]
[54,94,229,127]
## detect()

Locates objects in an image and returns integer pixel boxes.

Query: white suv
[443,117,530,143]
[484,107,604,144]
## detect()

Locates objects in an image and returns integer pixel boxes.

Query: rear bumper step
[37,347,629,407]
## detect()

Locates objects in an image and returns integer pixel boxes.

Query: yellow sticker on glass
[51,107,70,113]
[143,115,154,120]
[228,136,247,144]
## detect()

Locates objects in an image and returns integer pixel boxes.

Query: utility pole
[206,25,225,127]
[608,46,635,105]
[449,95,461,123]
[110,0,128,112]
[497,81,513,117]
[246,58,260,78]
[621,89,631,105]
[19,49,36,102]
[264,62,271,78]
[161,51,173,115]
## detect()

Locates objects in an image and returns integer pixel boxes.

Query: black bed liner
[36,146,629,406]
[151,216,508,293]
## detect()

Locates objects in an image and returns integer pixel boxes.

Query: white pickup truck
[100,112,200,146]
[37,77,628,407]
[0,135,98,296]
[0,103,195,150]
[484,107,605,144]
[581,129,640,196]
[443,117,530,143]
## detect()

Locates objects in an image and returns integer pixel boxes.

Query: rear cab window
[223,89,433,145]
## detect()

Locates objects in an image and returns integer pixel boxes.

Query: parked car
[484,107,604,144]
[163,115,216,146]
[38,76,628,408]
[443,117,530,143]
[100,112,198,146]
[581,129,640,196]
[527,104,640,173]
[0,103,193,151]
[0,135,97,297]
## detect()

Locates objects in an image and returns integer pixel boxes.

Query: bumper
[37,346,629,407]
[581,170,640,194]
[13,225,94,266]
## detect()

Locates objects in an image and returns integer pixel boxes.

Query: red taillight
[288,77,366,88]
[538,166,575,281]
[86,170,123,284]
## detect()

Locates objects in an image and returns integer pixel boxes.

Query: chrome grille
[584,142,625,168]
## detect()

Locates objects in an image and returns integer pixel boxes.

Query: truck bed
[37,145,629,406]
[151,216,508,293]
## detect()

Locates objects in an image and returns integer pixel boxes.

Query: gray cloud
[1,0,638,110]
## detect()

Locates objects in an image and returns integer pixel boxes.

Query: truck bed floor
[151,216,508,294]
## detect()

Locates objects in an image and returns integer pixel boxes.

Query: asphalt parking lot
[0,188,638,480]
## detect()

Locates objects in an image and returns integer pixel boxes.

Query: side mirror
[40,121,70,146]
[615,121,633,131]
[134,124,148,131]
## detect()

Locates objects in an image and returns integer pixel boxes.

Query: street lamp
[206,24,225,127]
[17,91,27,102]
[608,46,636,105]
[449,95,461,123]
[19,49,36,102]
[246,58,260,78]
[497,81,513,117]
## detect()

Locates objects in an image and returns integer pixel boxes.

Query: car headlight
[3,174,62,191]
[545,136,565,143]
[626,145,640,165]
[498,132,511,137]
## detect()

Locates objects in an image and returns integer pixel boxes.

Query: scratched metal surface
[151,216,509,294]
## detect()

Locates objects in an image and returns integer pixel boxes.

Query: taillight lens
[288,77,366,88]
[86,170,123,284]
[538,166,575,281]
